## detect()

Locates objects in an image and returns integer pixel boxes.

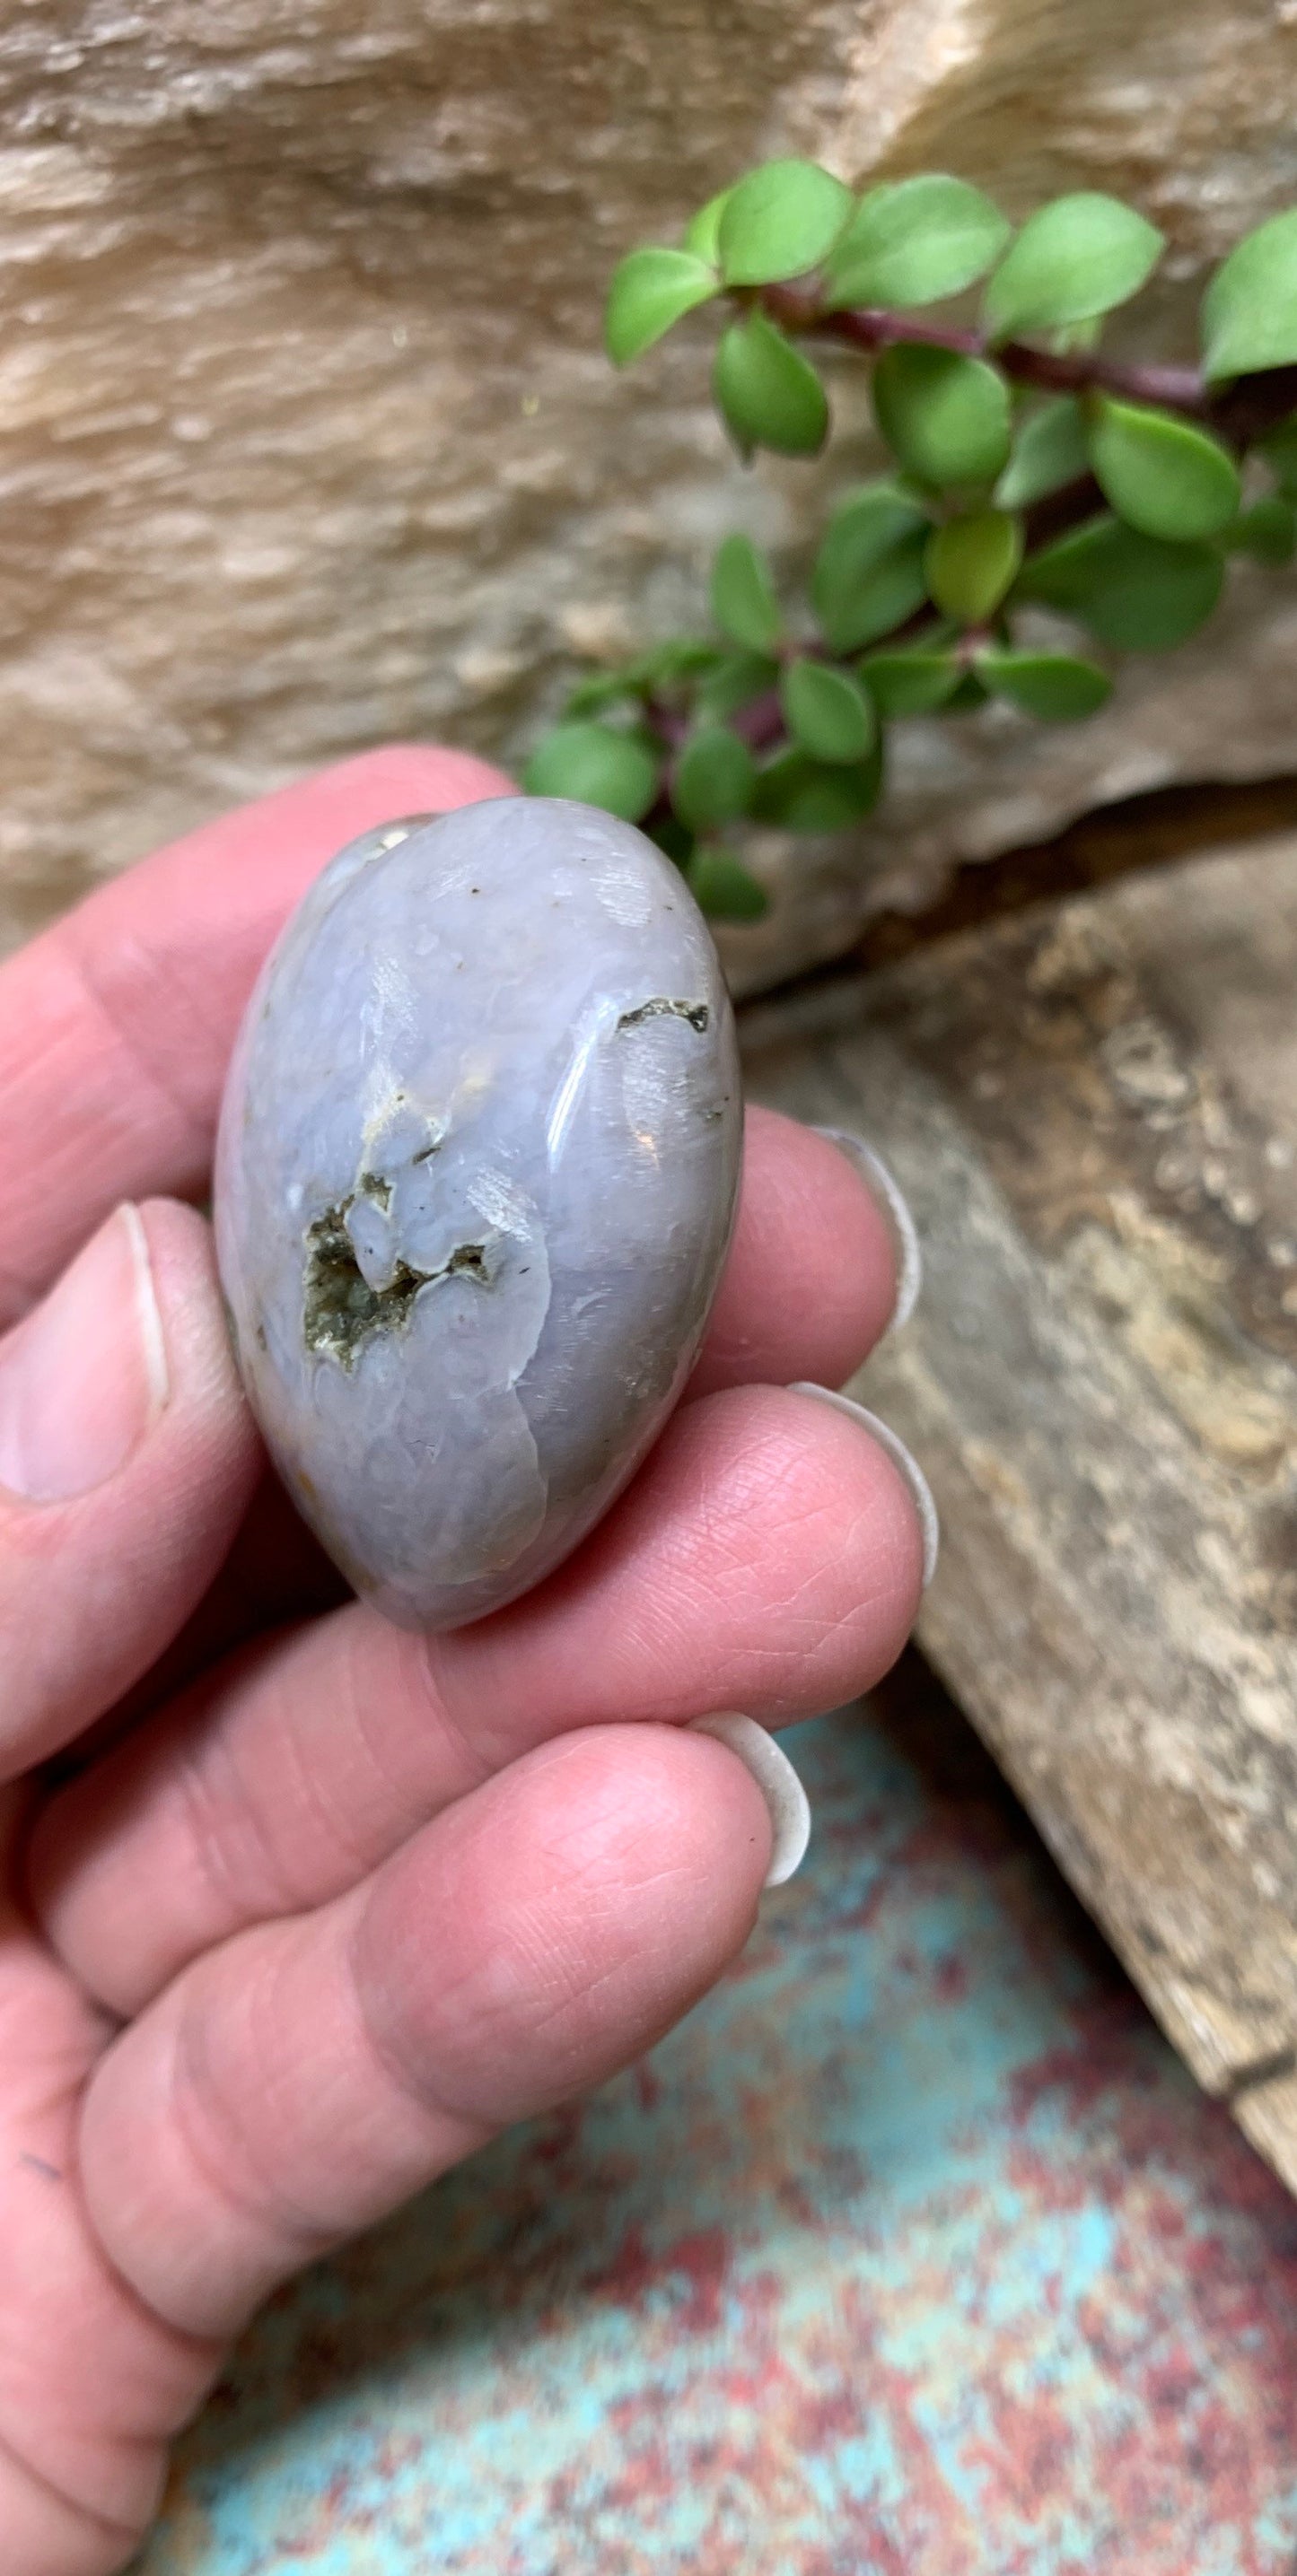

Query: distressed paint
[140,1695,1297,2575]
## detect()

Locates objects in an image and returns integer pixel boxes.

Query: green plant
[523,167,1297,921]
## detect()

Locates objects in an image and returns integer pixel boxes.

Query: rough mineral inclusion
[215,796,743,1629]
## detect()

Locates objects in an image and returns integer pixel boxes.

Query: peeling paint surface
[140,1696,1297,2575]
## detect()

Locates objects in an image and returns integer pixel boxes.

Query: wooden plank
[741,829,1297,2190]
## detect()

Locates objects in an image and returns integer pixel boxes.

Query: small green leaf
[977,649,1112,719]
[684,188,732,264]
[696,650,780,722]
[650,814,696,869]
[632,636,723,684]
[828,526,933,653]
[522,721,659,820]
[1016,513,1223,650]
[604,248,718,365]
[819,480,930,559]
[843,540,933,651]
[872,344,1012,486]
[859,648,963,716]
[925,508,1023,621]
[564,670,639,717]
[983,193,1162,338]
[995,397,1089,508]
[781,659,877,764]
[1226,494,1297,564]
[811,483,930,649]
[710,532,782,652]
[687,845,769,921]
[822,173,1010,310]
[750,744,883,831]
[673,726,758,832]
[1086,397,1240,541]
[1257,417,1297,495]
[1203,208,1297,381]
[713,311,829,457]
[716,159,852,286]
[565,638,721,716]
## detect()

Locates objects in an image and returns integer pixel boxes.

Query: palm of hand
[0,748,923,2575]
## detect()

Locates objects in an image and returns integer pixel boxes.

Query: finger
[78,1723,772,2341]
[60,1106,907,1734]
[0,1831,220,2576]
[76,1468,348,1752]
[0,744,513,1326]
[0,1199,260,1777]
[31,1383,923,2012]
[690,1105,901,1398]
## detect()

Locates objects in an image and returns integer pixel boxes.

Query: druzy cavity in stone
[214,796,742,1629]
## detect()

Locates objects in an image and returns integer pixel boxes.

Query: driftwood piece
[741,829,1297,2193]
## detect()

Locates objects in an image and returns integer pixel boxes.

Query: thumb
[0,1199,259,1777]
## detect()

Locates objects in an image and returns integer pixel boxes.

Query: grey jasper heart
[214,796,742,1629]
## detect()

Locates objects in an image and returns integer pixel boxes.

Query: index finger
[0,744,513,1324]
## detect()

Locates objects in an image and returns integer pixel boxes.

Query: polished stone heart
[215,796,742,1629]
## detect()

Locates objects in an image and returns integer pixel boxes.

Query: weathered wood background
[7,0,1297,990]
[744,829,1297,2193]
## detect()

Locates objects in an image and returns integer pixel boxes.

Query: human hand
[0,747,929,2574]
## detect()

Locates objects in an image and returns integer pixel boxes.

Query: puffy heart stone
[214,796,742,1629]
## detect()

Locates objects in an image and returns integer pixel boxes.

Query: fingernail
[0,1205,169,1502]
[791,1381,940,1589]
[811,1126,922,1333]
[689,1711,811,1888]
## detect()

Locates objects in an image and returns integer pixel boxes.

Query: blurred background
[4,0,1297,988]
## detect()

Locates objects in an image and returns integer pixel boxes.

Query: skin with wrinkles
[215,796,742,1629]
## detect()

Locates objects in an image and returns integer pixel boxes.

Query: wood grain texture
[741,828,1297,2190]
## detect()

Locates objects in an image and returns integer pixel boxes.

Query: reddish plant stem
[647,689,786,755]
[766,288,1205,413]
[643,697,690,752]
[723,691,787,753]
[763,284,1297,448]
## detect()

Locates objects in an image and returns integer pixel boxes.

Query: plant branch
[645,684,786,769]
[762,285,1297,447]
[635,293,1297,790]
[724,691,787,752]
[643,696,690,751]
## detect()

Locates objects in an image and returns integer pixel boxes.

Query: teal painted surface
[140,1690,1297,2573]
